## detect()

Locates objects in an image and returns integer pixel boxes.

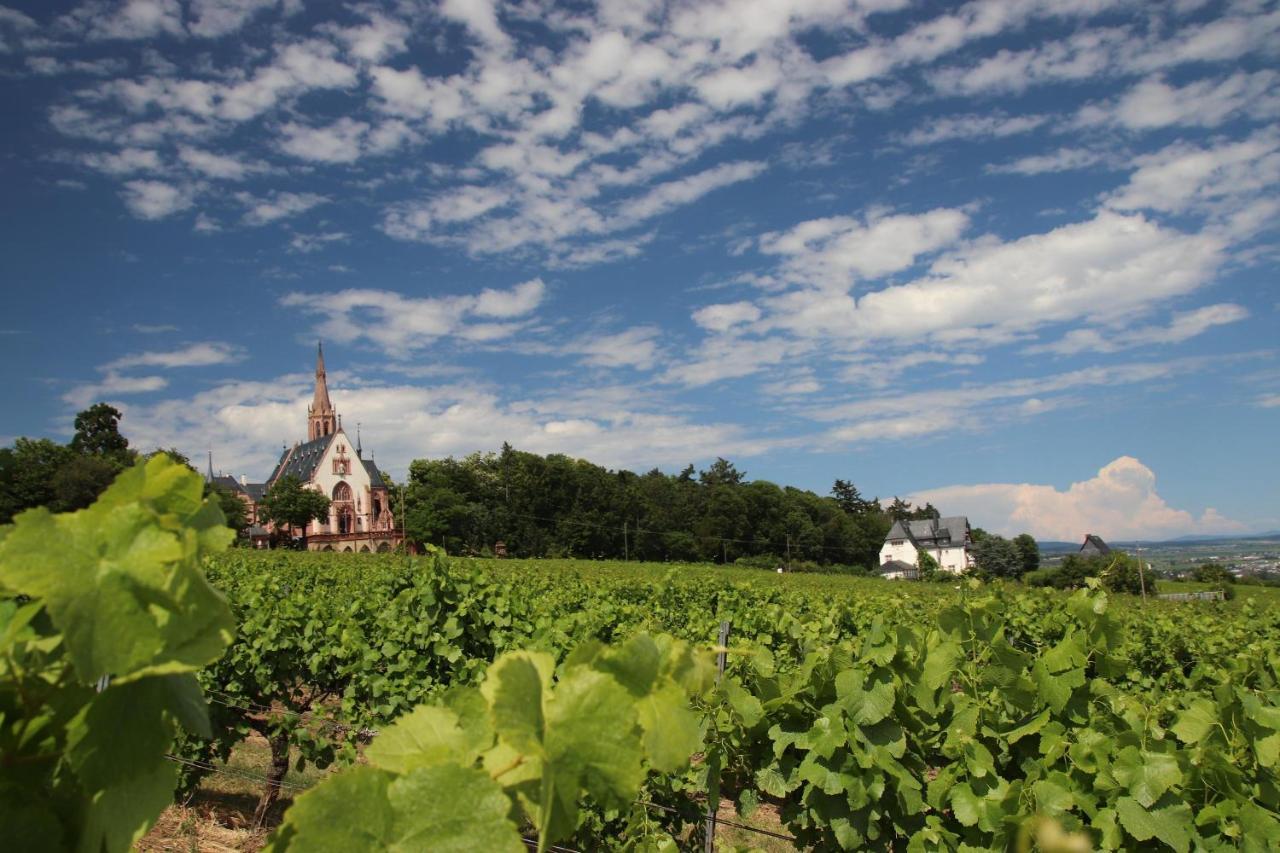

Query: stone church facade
[208,345,402,553]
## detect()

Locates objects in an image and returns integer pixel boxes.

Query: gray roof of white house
[885,516,970,547]
[879,559,918,576]
[1079,534,1111,556]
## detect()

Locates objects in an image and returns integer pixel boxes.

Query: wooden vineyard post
[705,620,731,853]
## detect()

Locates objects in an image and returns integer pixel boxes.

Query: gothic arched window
[333,482,352,502]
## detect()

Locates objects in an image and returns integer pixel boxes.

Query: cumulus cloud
[1079,71,1280,131]
[908,456,1248,540]
[565,326,662,370]
[110,372,772,481]
[759,207,970,290]
[120,179,194,219]
[105,341,244,370]
[63,372,168,409]
[238,190,327,225]
[1105,131,1280,219]
[1027,303,1249,355]
[809,355,1248,445]
[745,209,1223,347]
[278,280,548,354]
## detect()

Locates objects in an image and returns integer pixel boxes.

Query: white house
[878,516,974,578]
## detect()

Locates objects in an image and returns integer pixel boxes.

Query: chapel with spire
[207,344,401,552]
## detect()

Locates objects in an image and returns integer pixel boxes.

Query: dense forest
[398,443,941,570]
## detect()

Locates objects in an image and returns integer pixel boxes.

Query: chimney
[241,475,248,487]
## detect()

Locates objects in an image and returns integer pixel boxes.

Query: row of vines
[3,458,1279,850]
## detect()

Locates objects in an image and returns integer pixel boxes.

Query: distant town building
[206,344,401,553]
[879,516,974,576]
[1079,533,1111,557]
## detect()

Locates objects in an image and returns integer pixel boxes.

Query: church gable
[312,432,370,496]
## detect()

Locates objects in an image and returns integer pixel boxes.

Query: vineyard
[3,459,1279,851]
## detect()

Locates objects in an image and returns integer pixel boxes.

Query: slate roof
[1079,534,1111,556]
[211,474,243,494]
[884,516,970,548]
[362,458,385,488]
[268,434,333,484]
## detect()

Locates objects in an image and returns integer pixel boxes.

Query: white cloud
[758,207,970,290]
[900,113,1047,146]
[111,373,771,480]
[82,146,164,175]
[277,117,369,163]
[1106,131,1280,218]
[238,190,327,226]
[106,341,243,370]
[68,0,184,41]
[188,0,280,39]
[565,326,662,370]
[279,280,548,354]
[327,11,409,64]
[809,356,1245,446]
[988,147,1106,175]
[908,456,1247,540]
[178,145,262,179]
[1079,71,1280,131]
[63,372,168,409]
[759,210,1223,344]
[1028,303,1249,355]
[1257,393,1280,409]
[692,301,762,333]
[614,160,766,225]
[288,231,349,253]
[120,179,193,219]
[473,278,546,318]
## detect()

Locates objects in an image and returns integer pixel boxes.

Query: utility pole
[623,519,629,562]
[786,534,792,572]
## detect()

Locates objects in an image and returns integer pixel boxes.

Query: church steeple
[307,342,338,441]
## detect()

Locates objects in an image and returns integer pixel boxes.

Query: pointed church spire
[206,450,214,483]
[356,422,362,457]
[307,341,338,441]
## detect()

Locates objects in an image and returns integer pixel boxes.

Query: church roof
[268,434,332,484]
[362,458,385,487]
[210,474,244,494]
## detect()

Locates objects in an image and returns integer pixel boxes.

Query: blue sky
[1,0,1277,540]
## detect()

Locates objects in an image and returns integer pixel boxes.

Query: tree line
[0,404,248,528]
[397,443,948,571]
[2,406,1044,578]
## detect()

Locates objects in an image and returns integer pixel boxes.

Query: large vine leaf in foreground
[0,456,235,852]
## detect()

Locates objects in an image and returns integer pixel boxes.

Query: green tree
[209,486,249,533]
[887,497,913,522]
[1191,563,1234,585]
[258,476,331,544]
[1052,552,1146,595]
[971,534,1024,579]
[1012,533,1040,574]
[69,402,132,461]
[51,454,122,513]
[0,437,73,523]
[831,479,875,515]
[699,457,745,487]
